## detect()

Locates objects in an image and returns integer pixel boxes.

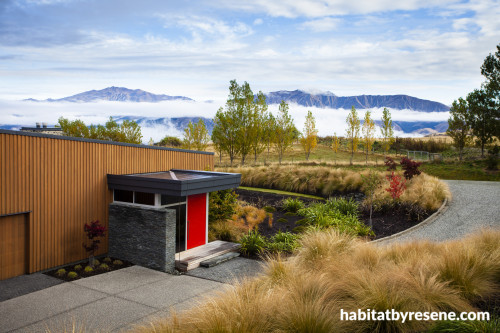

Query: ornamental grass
[134,228,499,333]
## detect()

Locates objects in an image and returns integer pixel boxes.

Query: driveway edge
[372,197,450,244]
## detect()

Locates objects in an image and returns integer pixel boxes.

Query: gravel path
[381,180,500,244]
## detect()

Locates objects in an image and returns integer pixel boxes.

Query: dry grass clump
[209,202,270,242]
[134,229,500,333]
[223,165,451,212]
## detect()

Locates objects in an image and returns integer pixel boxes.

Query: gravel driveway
[380,180,500,243]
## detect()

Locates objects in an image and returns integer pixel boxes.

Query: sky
[1,0,499,104]
[0,0,498,141]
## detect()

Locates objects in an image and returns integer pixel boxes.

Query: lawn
[421,160,500,181]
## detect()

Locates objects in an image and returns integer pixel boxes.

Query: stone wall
[108,202,176,273]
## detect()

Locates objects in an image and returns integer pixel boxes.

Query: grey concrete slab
[14,296,157,333]
[117,275,226,309]
[187,257,264,284]
[0,283,107,333]
[72,266,168,295]
[0,273,63,302]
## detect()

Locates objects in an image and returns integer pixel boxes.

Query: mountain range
[265,90,450,112]
[13,86,450,136]
[25,86,193,103]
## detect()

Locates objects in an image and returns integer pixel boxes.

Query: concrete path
[187,257,263,284]
[0,266,228,333]
[380,180,500,244]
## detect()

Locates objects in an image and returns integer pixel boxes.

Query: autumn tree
[263,113,276,160]
[249,92,268,163]
[446,98,472,161]
[380,108,395,157]
[58,116,142,144]
[274,100,295,164]
[346,106,361,165]
[212,107,238,166]
[331,132,340,165]
[362,110,376,165]
[183,118,210,151]
[300,110,318,160]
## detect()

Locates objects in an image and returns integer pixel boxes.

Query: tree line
[447,43,500,160]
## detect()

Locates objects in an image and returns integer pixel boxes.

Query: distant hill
[266,90,449,112]
[25,86,194,103]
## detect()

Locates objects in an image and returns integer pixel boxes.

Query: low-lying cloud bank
[0,100,449,143]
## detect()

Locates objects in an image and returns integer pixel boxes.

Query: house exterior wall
[108,203,176,273]
[0,130,213,275]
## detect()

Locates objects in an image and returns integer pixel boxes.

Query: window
[161,195,186,206]
[114,190,133,203]
[135,192,155,205]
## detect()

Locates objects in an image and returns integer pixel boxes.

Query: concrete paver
[0,283,107,333]
[187,257,264,284]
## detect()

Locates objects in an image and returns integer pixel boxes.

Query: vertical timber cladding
[0,131,214,275]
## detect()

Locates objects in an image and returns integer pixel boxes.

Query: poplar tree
[274,100,295,164]
[300,110,318,160]
[183,118,209,151]
[380,108,395,157]
[346,106,360,165]
[362,110,376,165]
[332,132,340,165]
[249,92,268,163]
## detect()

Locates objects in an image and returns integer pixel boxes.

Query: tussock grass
[134,229,500,333]
[223,165,450,212]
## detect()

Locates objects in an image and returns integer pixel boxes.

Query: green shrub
[277,217,288,223]
[263,206,276,213]
[99,263,110,271]
[93,259,100,266]
[297,200,373,237]
[292,225,307,233]
[209,189,238,223]
[325,197,359,216]
[267,231,300,254]
[73,264,82,271]
[486,145,499,170]
[84,266,94,273]
[113,260,123,266]
[284,212,296,216]
[281,197,305,213]
[239,230,267,256]
[67,271,78,279]
[103,257,112,263]
[56,268,66,277]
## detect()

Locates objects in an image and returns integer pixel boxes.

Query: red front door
[186,193,207,250]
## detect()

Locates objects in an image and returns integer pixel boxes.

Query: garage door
[0,214,28,280]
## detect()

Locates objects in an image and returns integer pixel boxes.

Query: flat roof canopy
[107,169,241,196]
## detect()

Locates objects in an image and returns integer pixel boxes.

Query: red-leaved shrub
[384,156,397,171]
[385,172,406,199]
[83,220,107,263]
[400,157,422,180]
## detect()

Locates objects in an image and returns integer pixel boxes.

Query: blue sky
[0,0,499,104]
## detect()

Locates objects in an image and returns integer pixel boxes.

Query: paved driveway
[0,266,228,333]
[380,180,500,243]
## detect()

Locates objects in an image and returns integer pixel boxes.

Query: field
[209,141,499,181]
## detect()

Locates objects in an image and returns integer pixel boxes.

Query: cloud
[0,100,449,142]
[213,0,460,17]
[300,17,342,32]
[253,18,263,25]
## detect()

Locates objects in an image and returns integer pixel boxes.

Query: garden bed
[235,188,431,240]
[44,257,133,281]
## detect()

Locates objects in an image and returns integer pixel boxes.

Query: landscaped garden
[137,229,500,333]
[207,158,450,258]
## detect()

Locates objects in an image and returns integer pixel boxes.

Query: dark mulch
[44,257,133,282]
[235,188,432,240]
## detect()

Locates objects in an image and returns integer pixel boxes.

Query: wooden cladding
[0,213,28,280]
[0,132,213,276]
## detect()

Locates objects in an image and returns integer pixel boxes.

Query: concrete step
[200,252,240,268]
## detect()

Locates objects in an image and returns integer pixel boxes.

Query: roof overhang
[107,169,241,197]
